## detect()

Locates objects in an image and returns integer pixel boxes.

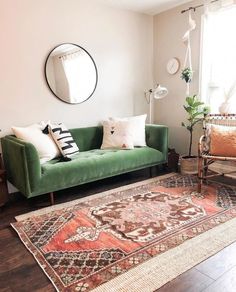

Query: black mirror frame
[44,43,98,104]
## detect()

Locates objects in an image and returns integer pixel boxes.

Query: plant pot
[180,156,198,175]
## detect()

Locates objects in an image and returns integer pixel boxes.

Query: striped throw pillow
[48,122,79,160]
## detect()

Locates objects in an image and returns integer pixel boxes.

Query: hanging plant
[181,67,193,83]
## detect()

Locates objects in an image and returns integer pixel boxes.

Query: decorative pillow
[47,122,79,160]
[210,124,236,157]
[101,120,134,150]
[12,123,60,164]
[203,124,212,152]
[109,114,147,146]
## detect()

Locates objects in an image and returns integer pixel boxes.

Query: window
[61,50,96,103]
[200,6,236,113]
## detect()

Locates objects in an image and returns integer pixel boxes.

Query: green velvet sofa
[1,124,168,201]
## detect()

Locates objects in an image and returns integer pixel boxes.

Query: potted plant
[181,67,193,83]
[180,94,209,174]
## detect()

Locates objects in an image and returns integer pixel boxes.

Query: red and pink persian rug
[12,173,236,291]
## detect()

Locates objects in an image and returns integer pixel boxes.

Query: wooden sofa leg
[149,167,153,178]
[50,192,54,205]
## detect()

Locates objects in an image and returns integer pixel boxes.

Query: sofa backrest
[70,126,103,152]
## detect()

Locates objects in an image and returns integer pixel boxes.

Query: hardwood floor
[157,241,236,292]
[0,169,236,292]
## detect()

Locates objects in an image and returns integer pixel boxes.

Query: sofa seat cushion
[39,147,164,193]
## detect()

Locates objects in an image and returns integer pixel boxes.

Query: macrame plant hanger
[182,10,196,95]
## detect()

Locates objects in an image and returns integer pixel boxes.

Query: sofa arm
[1,136,41,196]
[145,125,169,162]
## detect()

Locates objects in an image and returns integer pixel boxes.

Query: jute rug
[12,173,236,292]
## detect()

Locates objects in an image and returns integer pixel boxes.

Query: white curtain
[200,1,236,113]
[61,50,96,103]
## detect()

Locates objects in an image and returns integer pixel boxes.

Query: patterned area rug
[12,173,236,291]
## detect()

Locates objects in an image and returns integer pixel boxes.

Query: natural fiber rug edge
[92,216,236,292]
[15,173,175,221]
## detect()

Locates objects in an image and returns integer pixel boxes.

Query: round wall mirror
[45,43,98,104]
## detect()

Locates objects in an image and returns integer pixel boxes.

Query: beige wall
[2,0,233,157]
[0,0,153,138]
[153,0,204,155]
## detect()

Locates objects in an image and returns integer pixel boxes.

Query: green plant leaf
[181,93,208,157]
[203,106,210,114]
[193,101,204,107]
[186,96,194,106]
[183,106,193,113]
[192,112,204,119]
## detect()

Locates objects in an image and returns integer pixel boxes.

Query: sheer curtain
[61,50,95,103]
[200,2,236,113]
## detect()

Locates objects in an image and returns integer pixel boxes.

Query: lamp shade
[152,84,168,99]
[147,84,168,124]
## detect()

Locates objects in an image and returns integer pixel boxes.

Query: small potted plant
[181,67,193,83]
[180,94,209,174]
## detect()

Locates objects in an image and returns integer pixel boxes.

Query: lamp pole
[149,89,153,124]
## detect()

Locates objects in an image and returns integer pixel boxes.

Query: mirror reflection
[45,43,98,104]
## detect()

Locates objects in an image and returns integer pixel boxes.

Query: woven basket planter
[180,156,198,175]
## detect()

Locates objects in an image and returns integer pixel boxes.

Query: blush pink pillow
[101,120,134,150]
[210,125,236,157]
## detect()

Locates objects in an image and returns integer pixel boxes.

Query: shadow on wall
[168,124,203,156]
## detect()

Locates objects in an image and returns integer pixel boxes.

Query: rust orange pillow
[210,125,236,157]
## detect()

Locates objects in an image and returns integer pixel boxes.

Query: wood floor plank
[156,268,214,292]
[34,285,55,292]
[195,241,236,280]
[202,266,236,292]
[0,264,53,292]
[0,287,12,292]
